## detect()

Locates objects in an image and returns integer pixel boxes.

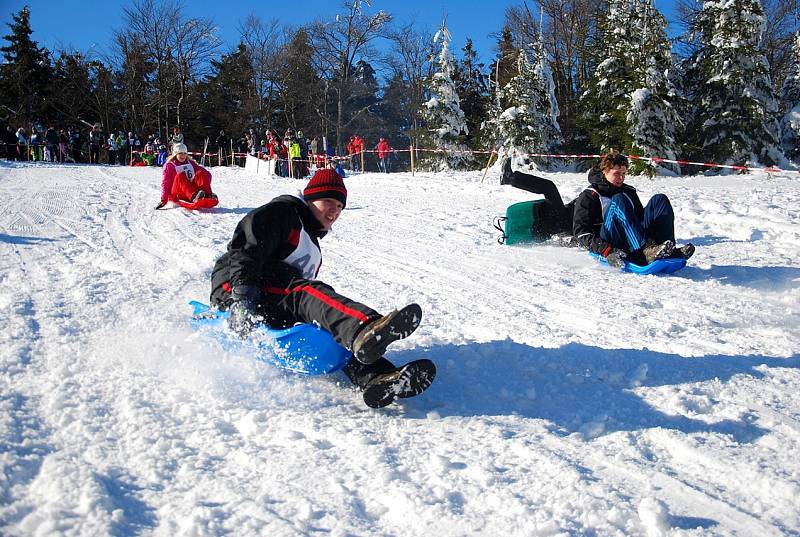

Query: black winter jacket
[211,195,327,298]
[572,168,644,255]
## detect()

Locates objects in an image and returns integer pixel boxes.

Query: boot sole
[362,359,437,408]
[354,304,422,365]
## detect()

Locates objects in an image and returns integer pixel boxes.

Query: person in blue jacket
[572,151,694,267]
[156,144,168,166]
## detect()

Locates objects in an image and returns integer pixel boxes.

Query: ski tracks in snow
[2,163,799,535]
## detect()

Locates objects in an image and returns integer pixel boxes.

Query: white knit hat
[172,142,188,155]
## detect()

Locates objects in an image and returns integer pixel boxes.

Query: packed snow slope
[1,161,799,536]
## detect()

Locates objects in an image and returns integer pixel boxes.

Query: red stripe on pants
[264,284,370,323]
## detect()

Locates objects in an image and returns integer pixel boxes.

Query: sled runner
[189,301,351,375]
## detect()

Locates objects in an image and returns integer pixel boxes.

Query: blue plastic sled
[189,301,351,375]
[591,253,687,275]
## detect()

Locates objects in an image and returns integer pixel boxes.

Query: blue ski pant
[600,193,675,251]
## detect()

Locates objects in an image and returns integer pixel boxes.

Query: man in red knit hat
[210,168,436,408]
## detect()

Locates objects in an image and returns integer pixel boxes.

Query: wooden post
[360,149,365,173]
[481,150,497,183]
[230,140,234,166]
[410,145,415,176]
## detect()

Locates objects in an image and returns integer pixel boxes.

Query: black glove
[227,285,261,338]
[155,200,166,210]
[605,248,627,269]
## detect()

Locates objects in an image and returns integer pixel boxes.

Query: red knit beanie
[303,169,347,208]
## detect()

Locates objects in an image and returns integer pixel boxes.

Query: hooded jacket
[211,195,327,299]
[572,167,644,255]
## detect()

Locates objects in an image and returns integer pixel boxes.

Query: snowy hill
[1,161,798,536]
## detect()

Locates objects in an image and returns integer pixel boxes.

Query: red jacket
[377,139,392,158]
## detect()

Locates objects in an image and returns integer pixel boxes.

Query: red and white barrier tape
[407,147,798,175]
[128,146,797,175]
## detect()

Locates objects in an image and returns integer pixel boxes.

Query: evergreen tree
[197,44,257,142]
[453,39,489,150]
[780,32,800,161]
[626,0,681,174]
[347,59,382,142]
[531,37,563,154]
[277,29,322,132]
[579,0,638,154]
[688,0,783,167]
[0,6,53,127]
[419,20,471,170]
[51,51,94,126]
[485,34,562,167]
[376,72,412,138]
[495,26,519,91]
[580,0,680,174]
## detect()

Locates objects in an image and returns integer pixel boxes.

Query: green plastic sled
[496,199,550,245]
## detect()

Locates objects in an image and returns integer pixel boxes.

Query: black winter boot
[642,239,674,264]
[362,359,437,408]
[352,304,422,365]
[500,157,513,185]
[672,243,695,259]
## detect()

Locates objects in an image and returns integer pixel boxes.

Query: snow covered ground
[1,160,798,536]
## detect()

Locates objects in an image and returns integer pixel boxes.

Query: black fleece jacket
[572,168,644,255]
[213,194,327,292]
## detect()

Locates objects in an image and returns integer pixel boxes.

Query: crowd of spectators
[2,121,395,175]
[0,123,189,166]
[230,128,394,177]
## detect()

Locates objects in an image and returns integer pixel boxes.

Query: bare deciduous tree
[116,0,219,136]
[174,15,220,126]
[506,0,602,144]
[384,21,436,145]
[238,14,285,122]
[307,0,392,153]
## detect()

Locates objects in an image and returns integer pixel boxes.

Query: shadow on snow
[392,341,798,443]
[677,264,800,290]
[0,232,57,245]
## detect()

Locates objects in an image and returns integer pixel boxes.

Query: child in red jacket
[156,143,216,209]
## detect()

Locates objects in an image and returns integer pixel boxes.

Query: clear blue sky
[2,0,679,65]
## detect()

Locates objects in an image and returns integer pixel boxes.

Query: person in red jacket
[376,137,392,173]
[156,143,216,209]
[351,134,364,172]
[209,169,436,408]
